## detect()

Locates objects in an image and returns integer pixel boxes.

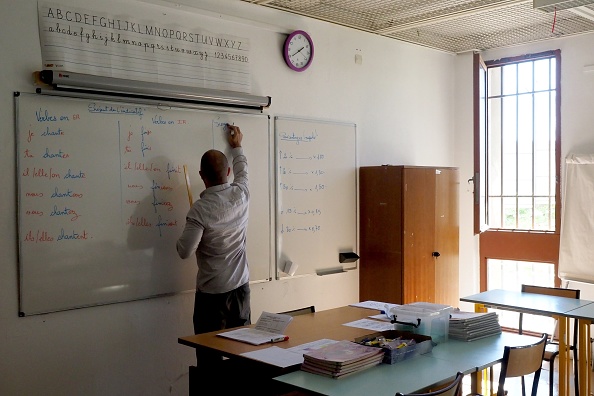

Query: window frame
[473,50,562,290]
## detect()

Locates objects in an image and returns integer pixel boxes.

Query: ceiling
[241,0,594,53]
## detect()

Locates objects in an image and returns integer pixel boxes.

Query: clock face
[284,30,314,72]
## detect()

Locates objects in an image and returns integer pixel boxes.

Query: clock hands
[291,46,309,59]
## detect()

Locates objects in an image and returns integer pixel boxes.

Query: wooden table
[178,306,376,359]
[179,304,539,395]
[178,306,378,394]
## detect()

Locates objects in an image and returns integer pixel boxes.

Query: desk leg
[578,319,592,396]
[558,316,570,396]
[471,368,493,396]
[470,370,480,395]
[471,370,479,395]
[189,365,198,395]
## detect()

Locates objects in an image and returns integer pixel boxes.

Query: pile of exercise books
[449,310,502,341]
[301,340,385,379]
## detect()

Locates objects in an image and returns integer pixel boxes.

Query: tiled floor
[462,359,590,396]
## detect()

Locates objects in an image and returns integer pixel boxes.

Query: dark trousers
[193,283,251,366]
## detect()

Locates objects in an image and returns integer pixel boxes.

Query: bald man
[176,124,250,366]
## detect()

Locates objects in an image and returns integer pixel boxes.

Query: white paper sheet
[240,339,340,368]
[240,346,304,368]
[350,300,400,312]
[217,312,293,345]
[342,318,394,332]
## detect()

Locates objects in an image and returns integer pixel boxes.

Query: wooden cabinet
[359,165,459,307]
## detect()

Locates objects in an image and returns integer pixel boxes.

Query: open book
[217,311,293,345]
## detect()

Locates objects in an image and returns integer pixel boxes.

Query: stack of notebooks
[449,310,502,341]
[301,340,385,379]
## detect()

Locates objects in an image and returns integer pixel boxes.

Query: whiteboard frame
[15,90,274,315]
[273,115,359,280]
[35,87,267,115]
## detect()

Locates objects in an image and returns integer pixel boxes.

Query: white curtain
[559,153,594,283]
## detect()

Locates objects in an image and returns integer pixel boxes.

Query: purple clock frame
[283,30,314,72]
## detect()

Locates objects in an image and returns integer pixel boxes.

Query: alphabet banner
[38,1,252,92]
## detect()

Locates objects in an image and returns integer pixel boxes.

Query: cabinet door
[402,168,436,303]
[434,168,460,307]
[359,167,403,304]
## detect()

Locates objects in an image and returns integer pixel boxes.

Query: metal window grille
[485,55,557,231]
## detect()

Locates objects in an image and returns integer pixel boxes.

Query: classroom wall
[4,1,594,395]
[0,0,458,395]
[4,0,594,395]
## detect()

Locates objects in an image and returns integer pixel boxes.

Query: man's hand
[227,124,243,148]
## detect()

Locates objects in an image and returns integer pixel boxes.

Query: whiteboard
[559,153,594,284]
[275,117,357,277]
[15,92,273,315]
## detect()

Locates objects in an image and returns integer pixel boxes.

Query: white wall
[0,1,457,395]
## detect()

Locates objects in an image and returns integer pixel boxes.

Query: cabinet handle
[432,251,441,257]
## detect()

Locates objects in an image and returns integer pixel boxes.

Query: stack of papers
[301,340,384,379]
[217,312,293,345]
[449,310,502,341]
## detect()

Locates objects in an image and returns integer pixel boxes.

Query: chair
[520,284,580,396]
[496,333,548,396]
[279,306,315,317]
[395,371,464,396]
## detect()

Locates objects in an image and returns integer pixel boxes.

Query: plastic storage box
[386,302,453,344]
[354,330,433,364]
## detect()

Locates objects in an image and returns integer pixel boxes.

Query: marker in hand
[270,336,289,343]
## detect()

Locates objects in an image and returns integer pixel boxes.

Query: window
[473,50,562,292]
[486,54,558,231]
[487,259,555,332]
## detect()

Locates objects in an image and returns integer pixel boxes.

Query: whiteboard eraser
[339,252,359,263]
[283,261,298,276]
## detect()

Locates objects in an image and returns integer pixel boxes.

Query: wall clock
[283,30,314,72]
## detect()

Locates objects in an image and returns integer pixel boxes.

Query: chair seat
[543,341,575,360]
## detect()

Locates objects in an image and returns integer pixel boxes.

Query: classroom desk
[461,289,594,396]
[179,305,539,395]
[178,306,380,394]
[273,332,533,396]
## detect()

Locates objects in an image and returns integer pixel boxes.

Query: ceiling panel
[243,0,594,53]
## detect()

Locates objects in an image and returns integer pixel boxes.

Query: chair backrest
[279,306,315,317]
[395,371,464,396]
[497,333,548,396]
[519,284,580,340]
[521,284,580,299]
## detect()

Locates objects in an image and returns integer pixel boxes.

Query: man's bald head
[200,149,229,186]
